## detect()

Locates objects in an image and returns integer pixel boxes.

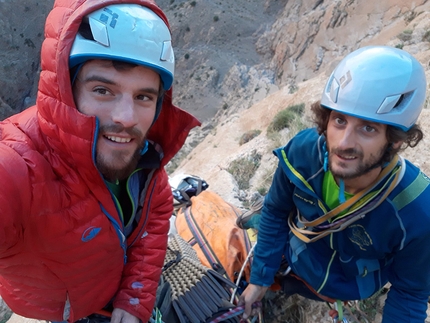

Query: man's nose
[112,96,137,128]
[337,126,356,149]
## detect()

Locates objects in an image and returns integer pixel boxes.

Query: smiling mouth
[337,154,356,160]
[105,135,132,143]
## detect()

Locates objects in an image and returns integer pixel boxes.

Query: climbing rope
[230,242,258,303]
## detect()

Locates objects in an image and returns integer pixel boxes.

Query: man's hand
[238,284,268,319]
[110,308,139,323]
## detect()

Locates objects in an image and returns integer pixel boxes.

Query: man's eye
[137,94,156,101]
[94,88,108,95]
[364,125,375,133]
[335,117,345,125]
[136,95,148,100]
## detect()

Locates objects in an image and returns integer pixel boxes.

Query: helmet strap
[140,140,149,155]
[151,94,164,126]
[70,63,85,85]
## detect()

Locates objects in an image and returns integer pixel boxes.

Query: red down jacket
[0,0,200,322]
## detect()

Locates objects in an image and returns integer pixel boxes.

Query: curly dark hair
[310,100,423,163]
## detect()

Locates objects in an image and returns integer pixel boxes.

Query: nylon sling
[288,155,401,243]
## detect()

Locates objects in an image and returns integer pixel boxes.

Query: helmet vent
[77,17,110,47]
[393,94,405,109]
[377,91,413,115]
[77,19,95,41]
[393,91,414,112]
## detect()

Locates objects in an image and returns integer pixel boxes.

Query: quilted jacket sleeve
[113,170,172,322]
[0,143,30,256]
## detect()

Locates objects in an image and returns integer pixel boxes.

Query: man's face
[326,111,389,180]
[73,60,160,181]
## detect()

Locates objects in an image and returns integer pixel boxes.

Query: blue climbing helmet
[321,46,427,131]
[69,4,174,91]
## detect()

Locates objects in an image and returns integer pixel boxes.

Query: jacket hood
[37,0,200,179]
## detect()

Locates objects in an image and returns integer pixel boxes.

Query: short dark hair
[71,59,166,99]
[111,60,166,99]
[310,100,423,162]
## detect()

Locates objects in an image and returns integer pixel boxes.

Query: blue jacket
[251,128,430,322]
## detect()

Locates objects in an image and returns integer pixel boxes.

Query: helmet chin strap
[151,94,164,126]
[140,140,149,155]
[70,63,84,85]
[338,179,346,203]
[323,142,329,171]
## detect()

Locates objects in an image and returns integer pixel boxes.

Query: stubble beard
[96,124,146,182]
[328,144,388,180]
[96,147,143,182]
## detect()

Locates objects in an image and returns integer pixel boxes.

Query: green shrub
[255,168,276,196]
[350,287,388,322]
[289,103,305,115]
[422,30,430,42]
[213,15,219,22]
[404,11,417,23]
[397,29,413,42]
[257,187,268,196]
[227,151,262,190]
[288,84,298,94]
[239,129,261,145]
[267,103,305,134]
[268,110,295,133]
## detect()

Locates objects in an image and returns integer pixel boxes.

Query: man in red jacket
[0,1,199,323]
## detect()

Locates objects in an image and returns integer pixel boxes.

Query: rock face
[0,297,12,323]
[155,0,286,121]
[260,0,430,87]
[2,0,429,124]
[0,0,54,118]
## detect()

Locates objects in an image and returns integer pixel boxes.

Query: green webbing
[392,172,430,211]
[336,299,344,321]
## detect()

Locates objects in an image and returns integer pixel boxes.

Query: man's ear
[391,141,403,150]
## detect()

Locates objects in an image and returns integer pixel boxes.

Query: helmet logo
[339,70,352,89]
[99,8,119,29]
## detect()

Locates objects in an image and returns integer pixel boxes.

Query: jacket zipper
[124,168,141,228]
[281,149,336,292]
[92,118,127,263]
[128,176,157,248]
